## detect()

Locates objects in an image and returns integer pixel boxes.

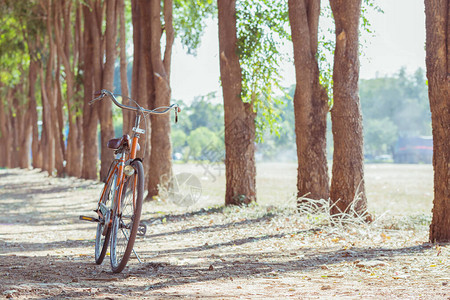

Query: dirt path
[0,168,448,299]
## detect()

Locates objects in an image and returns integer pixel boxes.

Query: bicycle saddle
[107,135,140,151]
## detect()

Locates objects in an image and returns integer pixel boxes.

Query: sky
[170,0,426,102]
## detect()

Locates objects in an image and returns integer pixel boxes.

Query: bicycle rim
[94,163,117,264]
[110,160,144,273]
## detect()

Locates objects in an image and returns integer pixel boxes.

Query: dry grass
[173,162,433,216]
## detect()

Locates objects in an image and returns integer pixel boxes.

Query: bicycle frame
[97,114,143,219]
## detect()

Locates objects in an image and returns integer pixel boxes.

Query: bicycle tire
[110,160,144,273]
[94,161,117,264]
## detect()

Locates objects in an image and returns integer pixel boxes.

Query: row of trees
[167,68,431,164]
[0,0,213,199]
[0,0,448,242]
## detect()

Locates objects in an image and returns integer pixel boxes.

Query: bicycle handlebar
[90,89,180,117]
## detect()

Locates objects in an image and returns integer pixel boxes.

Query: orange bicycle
[80,89,179,273]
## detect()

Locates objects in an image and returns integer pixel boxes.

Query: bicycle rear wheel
[110,160,144,273]
[94,161,117,264]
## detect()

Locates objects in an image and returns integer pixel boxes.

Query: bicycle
[80,89,179,273]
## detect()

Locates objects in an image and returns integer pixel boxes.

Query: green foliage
[187,93,224,133]
[171,129,187,154]
[173,0,216,55]
[256,86,296,161]
[0,13,29,87]
[171,94,224,162]
[186,126,224,161]
[360,68,431,158]
[364,118,398,156]
[236,0,289,141]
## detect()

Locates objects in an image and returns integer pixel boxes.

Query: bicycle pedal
[137,223,147,236]
[79,215,100,223]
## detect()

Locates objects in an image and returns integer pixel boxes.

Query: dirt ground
[0,167,449,299]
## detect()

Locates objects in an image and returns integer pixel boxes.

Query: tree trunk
[55,0,82,178]
[18,88,32,169]
[131,0,152,194]
[81,3,99,180]
[54,55,65,176]
[0,89,7,168]
[218,0,256,205]
[11,94,20,168]
[288,0,329,202]
[329,0,368,216]
[28,58,43,169]
[0,89,13,168]
[119,0,131,134]
[40,63,55,175]
[145,0,174,199]
[98,0,117,181]
[425,0,450,242]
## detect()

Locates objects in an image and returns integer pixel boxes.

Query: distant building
[394,136,433,164]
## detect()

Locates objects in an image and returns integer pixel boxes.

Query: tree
[99,0,118,181]
[146,0,175,199]
[54,0,83,177]
[288,0,329,202]
[329,0,368,216]
[81,2,99,180]
[425,0,449,242]
[130,0,174,199]
[0,5,33,169]
[218,0,256,205]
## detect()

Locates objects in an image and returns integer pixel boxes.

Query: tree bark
[288,0,329,202]
[130,0,152,194]
[329,0,368,216]
[0,86,7,168]
[81,3,99,180]
[98,0,117,181]
[218,0,257,205]
[28,57,43,169]
[118,0,131,134]
[17,86,33,169]
[143,0,174,199]
[0,89,13,168]
[40,60,55,175]
[55,0,82,177]
[425,0,450,242]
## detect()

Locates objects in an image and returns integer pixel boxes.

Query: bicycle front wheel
[110,160,144,273]
[95,161,117,264]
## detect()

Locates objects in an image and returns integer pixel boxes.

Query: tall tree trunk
[119,0,131,134]
[0,89,13,168]
[329,0,368,216]
[55,0,82,177]
[218,0,256,205]
[0,88,7,168]
[54,49,66,176]
[11,94,20,168]
[425,0,450,242]
[28,58,43,169]
[81,4,99,180]
[18,88,33,169]
[98,0,117,181]
[131,0,153,194]
[145,0,174,199]
[40,63,55,175]
[288,0,329,202]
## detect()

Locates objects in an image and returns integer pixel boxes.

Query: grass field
[173,163,434,217]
